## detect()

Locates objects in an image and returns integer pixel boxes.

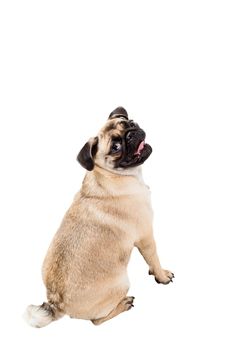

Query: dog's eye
[111,140,122,153]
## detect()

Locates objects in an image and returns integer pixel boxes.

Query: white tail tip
[23,304,53,328]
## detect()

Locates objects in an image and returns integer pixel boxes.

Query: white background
[0,0,232,349]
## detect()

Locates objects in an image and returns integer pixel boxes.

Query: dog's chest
[117,186,153,236]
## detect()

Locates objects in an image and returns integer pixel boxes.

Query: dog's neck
[95,164,143,179]
[81,165,148,197]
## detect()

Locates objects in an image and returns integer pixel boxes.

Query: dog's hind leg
[91,296,135,325]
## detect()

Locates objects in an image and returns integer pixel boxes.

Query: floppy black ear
[77,137,98,171]
[108,106,128,120]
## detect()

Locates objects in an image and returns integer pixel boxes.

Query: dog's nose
[126,130,137,142]
[126,129,146,143]
[129,121,136,128]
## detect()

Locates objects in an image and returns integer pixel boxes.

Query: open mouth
[116,129,152,169]
[134,140,145,156]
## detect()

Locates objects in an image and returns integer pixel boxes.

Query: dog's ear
[77,137,98,171]
[108,106,128,120]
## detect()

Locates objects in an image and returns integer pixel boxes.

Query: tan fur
[28,115,173,327]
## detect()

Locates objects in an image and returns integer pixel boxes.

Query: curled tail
[23,302,62,328]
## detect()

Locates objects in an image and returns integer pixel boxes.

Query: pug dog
[24,107,174,328]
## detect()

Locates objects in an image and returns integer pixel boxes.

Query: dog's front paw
[149,269,174,285]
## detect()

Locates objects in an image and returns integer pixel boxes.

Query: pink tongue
[134,140,145,155]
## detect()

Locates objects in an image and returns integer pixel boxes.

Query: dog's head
[77,107,152,173]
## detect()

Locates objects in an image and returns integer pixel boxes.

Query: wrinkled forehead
[99,117,130,137]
